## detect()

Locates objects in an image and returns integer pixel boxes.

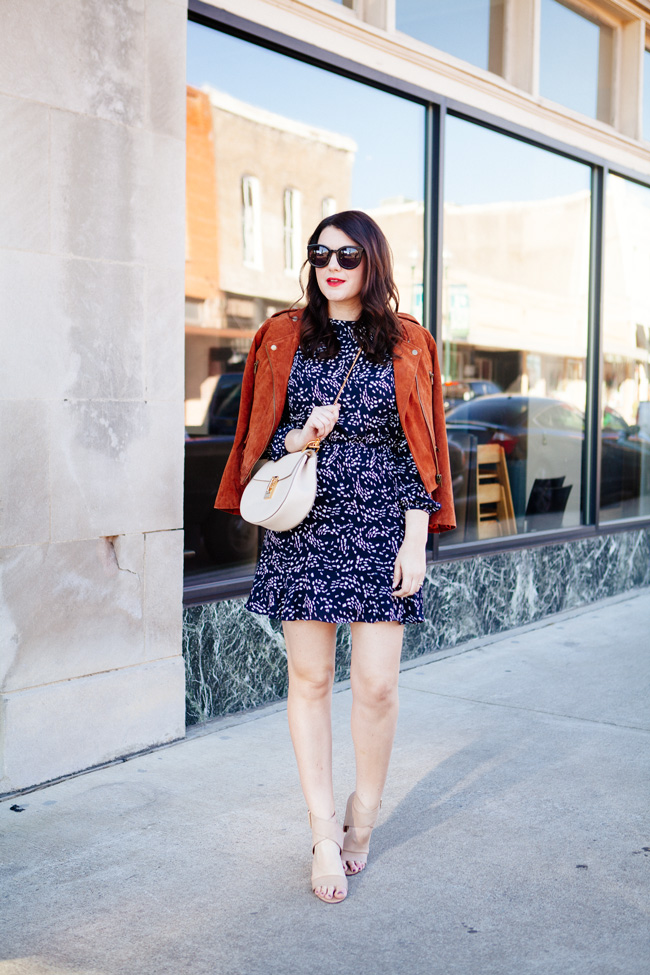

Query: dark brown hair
[298,210,402,363]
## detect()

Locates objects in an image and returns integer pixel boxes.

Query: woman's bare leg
[345,620,404,873]
[282,619,346,901]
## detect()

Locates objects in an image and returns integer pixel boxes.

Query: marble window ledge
[183,528,650,725]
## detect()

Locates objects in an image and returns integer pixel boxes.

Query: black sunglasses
[307,244,365,270]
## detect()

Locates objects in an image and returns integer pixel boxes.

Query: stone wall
[183,528,650,723]
[0,0,188,795]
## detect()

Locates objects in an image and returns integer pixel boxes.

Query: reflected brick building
[184,85,355,432]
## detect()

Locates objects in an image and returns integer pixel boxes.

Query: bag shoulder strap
[302,347,363,453]
[333,347,362,405]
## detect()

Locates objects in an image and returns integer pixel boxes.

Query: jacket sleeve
[426,333,457,534]
[214,324,267,515]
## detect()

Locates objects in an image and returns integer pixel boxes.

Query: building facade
[2,0,650,795]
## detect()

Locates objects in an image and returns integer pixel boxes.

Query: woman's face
[313,225,366,319]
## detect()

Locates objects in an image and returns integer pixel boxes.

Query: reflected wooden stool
[476,444,517,538]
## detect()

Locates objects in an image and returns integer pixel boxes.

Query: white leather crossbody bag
[240,348,362,532]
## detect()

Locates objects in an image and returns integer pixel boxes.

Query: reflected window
[601,175,650,521]
[184,21,425,582]
[283,188,302,274]
[539,0,608,121]
[395,0,502,73]
[440,116,592,544]
[242,175,263,269]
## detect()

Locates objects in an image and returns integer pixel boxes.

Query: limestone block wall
[0,0,188,796]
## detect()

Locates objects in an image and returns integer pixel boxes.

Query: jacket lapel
[267,329,299,389]
[260,318,300,418]
[393,337,419,418]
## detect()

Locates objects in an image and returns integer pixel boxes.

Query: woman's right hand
[285,404,340,452]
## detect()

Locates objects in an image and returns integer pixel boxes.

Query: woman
[216,210,455,903]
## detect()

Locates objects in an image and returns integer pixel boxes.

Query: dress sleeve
[393,425,442,514]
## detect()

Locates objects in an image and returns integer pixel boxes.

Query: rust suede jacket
[215,309,456,533]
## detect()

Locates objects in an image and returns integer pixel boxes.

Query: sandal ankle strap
[309,811,344,853]
[343,792,382,831]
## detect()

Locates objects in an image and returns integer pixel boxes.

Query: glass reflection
[539,0,603,120]
[440,116,592,544]
[601,175,650,521]
[395,0,500,72]
[184,23,425,579]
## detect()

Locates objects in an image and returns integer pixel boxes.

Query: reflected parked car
[444,394,650,536]
[443,379,501,411]
[184,372,259,569]
[207,373,243,436]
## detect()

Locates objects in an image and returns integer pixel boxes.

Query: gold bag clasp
[264,475,279,499]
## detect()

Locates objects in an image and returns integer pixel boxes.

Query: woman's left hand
[392,510,429,597]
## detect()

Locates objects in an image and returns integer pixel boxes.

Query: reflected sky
[445,115,592,206]
[187,21,424,210]
[539,0,600,119]
[396,0,493,71]
[190,20,600,213]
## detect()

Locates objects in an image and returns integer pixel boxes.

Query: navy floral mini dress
[246,319,441,624]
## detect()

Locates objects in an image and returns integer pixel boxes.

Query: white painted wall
[0,0,188,794]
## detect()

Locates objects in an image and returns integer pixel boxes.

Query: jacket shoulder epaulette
[397,312,421,325]
[398,314,436,347]
[253,309,301,344]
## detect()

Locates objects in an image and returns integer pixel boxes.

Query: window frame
[185,0,650,604]
[644,46,650,142]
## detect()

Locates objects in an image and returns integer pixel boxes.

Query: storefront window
[395,0,500,72]
[539,0,604,120]
[184,22,425,583]
[440,115,592,545]
[601,175,650,521]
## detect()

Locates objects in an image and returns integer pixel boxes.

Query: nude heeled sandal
[309,811,348,904]
[341,792,382,876]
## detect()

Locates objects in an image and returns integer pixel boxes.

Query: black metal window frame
[184,1,650,605]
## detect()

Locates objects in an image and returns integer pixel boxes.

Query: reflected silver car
[445,394,650,534]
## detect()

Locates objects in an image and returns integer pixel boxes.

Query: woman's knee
[289,664,335,700]
[352,675,399,712]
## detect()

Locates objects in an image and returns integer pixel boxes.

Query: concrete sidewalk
[2,590,649,975]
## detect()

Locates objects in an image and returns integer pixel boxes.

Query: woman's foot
[312,837,347,901]
[309,812,348,904]
[342,828,371,875]
[341,792,381,876]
